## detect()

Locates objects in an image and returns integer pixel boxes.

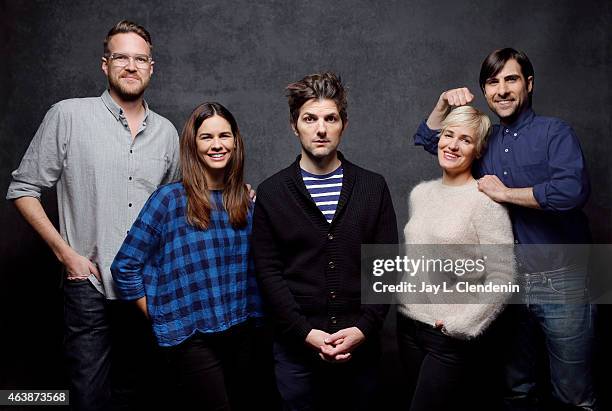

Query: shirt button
[130,149,133,154]
[128,203,132,207]
[504,148,509,153]
[328,233,334,240]
[503,171,508,175]
[129,176,133,181]
[328,261,335,269]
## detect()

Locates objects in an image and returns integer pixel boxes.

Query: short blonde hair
[440,106,491,158]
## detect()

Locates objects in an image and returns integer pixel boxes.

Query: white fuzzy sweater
[398,178,515,339]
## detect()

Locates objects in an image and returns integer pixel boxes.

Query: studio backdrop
[1,0,610,408]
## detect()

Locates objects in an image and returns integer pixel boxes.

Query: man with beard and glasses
[6,20,179,411]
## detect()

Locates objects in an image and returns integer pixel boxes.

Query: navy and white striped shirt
[301,166,343,223]
[111,182,263,347]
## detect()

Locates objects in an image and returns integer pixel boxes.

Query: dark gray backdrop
[1,0,610,408]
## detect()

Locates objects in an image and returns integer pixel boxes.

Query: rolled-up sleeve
[413,120,440,155]
[532,120,590,211]
[6,104,68,200]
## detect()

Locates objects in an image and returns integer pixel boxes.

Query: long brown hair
[180,102,249,229]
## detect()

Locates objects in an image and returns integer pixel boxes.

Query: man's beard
[107,72,149,102]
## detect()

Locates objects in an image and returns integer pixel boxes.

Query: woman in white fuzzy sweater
[398,106,514,411]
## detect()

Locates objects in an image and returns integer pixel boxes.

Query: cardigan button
[329,291,337,300]
[330,316,337,324]
[328,233,334,240]
[328,261,335,269]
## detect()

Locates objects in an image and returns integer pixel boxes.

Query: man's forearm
[135,297,149,318]
[426,104,449,130]
[503,187,540,209]
[478,176,540,209]
[13,196,73,261]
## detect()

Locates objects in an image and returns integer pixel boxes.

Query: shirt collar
[500,107,535,139]
[100,89,150,122]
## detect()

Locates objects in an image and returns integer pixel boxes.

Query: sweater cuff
[355,317,376,339]
[291,320,314,343]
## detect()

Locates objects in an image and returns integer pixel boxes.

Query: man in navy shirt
[414,48,596,410]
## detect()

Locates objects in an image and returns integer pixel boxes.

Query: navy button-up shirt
[414,108,591,271]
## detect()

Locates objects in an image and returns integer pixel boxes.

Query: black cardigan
[252,153,398,345]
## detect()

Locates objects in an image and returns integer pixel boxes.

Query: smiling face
[437,124,478,178]
[196,114,235,181]
[293,98,345,163]
[102,32,153,102]
[483,59,533,124]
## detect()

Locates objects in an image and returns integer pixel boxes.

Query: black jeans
[161,323,255,411]
[396,314,482,411]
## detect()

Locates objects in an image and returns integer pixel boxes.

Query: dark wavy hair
[180,102,249,229]
[479,48,534,106]
[286,72,348,129]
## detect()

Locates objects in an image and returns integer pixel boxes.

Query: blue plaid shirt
[111,182,263,347]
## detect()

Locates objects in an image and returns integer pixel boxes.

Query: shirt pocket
[513,161,549,186]
[136,156,170,190]
[547,275,588,296]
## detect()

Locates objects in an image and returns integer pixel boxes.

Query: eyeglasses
[105,53,152,69]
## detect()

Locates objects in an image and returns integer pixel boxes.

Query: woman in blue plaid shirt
[111,102,264,410]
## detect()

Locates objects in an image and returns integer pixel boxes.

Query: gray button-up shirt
[7,90,180,299]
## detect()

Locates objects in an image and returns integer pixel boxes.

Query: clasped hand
[305,327,365,363]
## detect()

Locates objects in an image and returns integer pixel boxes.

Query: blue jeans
[63,279,112,411]
[502,266,597,411]
[63,279,159,411]
[273,340,379,411]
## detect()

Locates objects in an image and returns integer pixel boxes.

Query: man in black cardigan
[252,72,398,410]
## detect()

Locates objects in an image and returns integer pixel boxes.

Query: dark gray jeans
[63,279,158,411]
